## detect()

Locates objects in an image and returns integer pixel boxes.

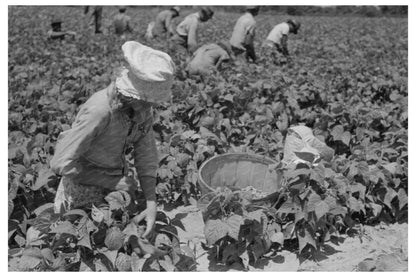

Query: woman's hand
[132,200,157,238]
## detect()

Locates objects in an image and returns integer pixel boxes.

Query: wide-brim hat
[287,19,301,34]
[171,6,181,14]
[115,41,175,103]
[246,6,260,13]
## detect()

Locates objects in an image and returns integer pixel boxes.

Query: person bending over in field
[50,41,175,238]
[145,6,181,40]
[113,6,133,35]
[229,6,259,64]
[171,7,214,54]
[185,41,233,77]
[262,19,301,62]
[47,17,76,40]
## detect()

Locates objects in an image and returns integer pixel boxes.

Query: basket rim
[197,152,278,194]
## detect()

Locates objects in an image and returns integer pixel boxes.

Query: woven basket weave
[198,153,283,196]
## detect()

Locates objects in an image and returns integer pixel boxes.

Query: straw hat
[115,41,175,103]
[246,6,260,13]
[171,6,181,14]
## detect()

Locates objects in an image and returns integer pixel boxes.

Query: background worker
[83,6,103,34]
[113,6,133,35]
[185,41,233,76]
[229,6,260,63]
[47,17,76,40]
[171,7,214,54]
[263,19,301,62]
[146,6,181,39]
[92,6,103,34]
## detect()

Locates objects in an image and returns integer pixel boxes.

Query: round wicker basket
[197,153,283,196]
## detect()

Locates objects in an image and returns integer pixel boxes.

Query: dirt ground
[164,206,408,272]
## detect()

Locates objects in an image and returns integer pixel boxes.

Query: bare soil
[164,206,408,272]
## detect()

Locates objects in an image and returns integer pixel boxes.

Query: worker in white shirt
[145,6,181,39]
[229,6,260,63]
[171,7,214,54]
[185,41,233,77]
[263,19,301,61]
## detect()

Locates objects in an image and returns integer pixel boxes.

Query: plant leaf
[315,200,330,220]
[26,133,48,155]
[294,151,316,163]
[306,191,322,212]
[63,209,88,218]
[131,252,145,271]
[104,226,124,251]
[297,225,316,251]
[341,131,351,145]
[19,248,43,271]
[397,188,408,210]
[49,220,77,236]
[270,231,284,244]
[204,219,229,245]
[225,214,243,241]
[91,204,104,223]
[115,252,132,272]
[104,191,131,210]
[159,256,176,271]
[32,165,56,191]
[33,203,55,216]
[26,226,44,247]
[331,125,344,141]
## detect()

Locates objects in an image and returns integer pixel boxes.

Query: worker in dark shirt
[113,6,133,35]
[47,17,76,40]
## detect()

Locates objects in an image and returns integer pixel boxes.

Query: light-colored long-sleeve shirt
[265,22,290,46]
[176,12,200,51]
[229,12,256,50]
[186,43,230,76]
[153,10,176,37]
[50,83,159,188]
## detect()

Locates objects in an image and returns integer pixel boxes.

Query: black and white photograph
[6,1,410,272]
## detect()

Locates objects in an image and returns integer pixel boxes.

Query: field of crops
[8,6,408,271]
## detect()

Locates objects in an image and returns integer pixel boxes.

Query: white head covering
[116,41,175,103]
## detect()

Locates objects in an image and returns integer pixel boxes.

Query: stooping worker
[113,6,133,35]
[47,17,76,40]
[92,6,103,34]
[50,41,175,238]
[171,7,214,53]
[145,6,181,39]
[263,19,301,61]
[282,125,334,165]
[185,41,233,77]
[229,6,259,63]
[83,6,103,34]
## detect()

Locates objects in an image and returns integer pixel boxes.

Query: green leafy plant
[8,191,196,271]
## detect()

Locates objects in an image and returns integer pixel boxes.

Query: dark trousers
[93,6,103,34]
